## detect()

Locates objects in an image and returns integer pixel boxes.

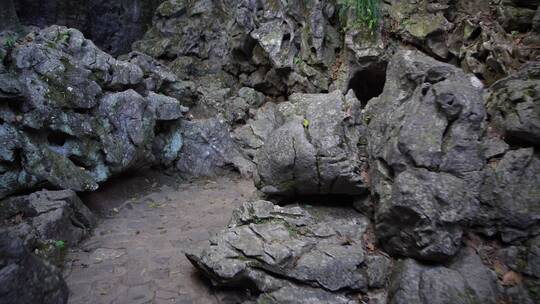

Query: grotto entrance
[347,63,387,107]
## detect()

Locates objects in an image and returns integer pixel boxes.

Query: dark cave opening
[47,131,72,146]
[347,63,387,107]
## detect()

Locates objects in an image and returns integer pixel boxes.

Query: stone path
[63,171,256,304]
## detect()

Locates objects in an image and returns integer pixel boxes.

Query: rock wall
[0,26,189,199]
[1,0,540,303]
[15,0,164,55]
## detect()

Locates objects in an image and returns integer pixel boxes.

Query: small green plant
[303,118,310,128]
[4,35,17,49]
[54,240,66,250]
[338,0,381,34]
[56,32,70,44]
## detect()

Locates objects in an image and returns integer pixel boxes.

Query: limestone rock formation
[255,90,368,196]
[366,50,486,261]
[187,200,392,303]
[486,62,540,146]
[0,189,96,266]
[138,0,340,91]
[388,249,499,304]
[0,230,69,304]
[15,0,164,55]
[0,26,188,199]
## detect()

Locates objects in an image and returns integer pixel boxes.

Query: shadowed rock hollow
[1,0,540,303]
[14,0,164,55]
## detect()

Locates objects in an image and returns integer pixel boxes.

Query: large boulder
[365,50,487,261]
[0,26,187,199]
[187,200,392,303]
[485,62,540,146]
[255,90,368,196]
[480,148,540,243]
[388,249,499,304]
[0,230,68,304]
[0,189,96,265]
[176,118,254,177]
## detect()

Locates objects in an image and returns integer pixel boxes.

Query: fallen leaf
[502,271,522,286]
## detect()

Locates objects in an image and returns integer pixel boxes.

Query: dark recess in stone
[14,0,164,56]
[348,63,387,107]
[47,131,71,146]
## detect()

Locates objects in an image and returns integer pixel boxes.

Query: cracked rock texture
[0,189,95,266]
[366,50,487,261]
[15,0,164,55]
[255,90,368,196]
[0,26,190,199]
[187,200,392,303]
[486,62,540,146]
[0,230,68,304]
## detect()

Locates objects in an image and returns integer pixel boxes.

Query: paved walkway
[63,171,256,304]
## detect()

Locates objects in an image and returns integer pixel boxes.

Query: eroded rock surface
[388,249,499,304]
[0,189,95,266]
[486,62,540,146]
[0,230,68,304]
[15,0,164,55]
[366,50,487,261]
[255,90,368,196]
[0,26,189,199]
[187,200,392,303]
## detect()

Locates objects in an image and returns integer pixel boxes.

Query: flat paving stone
[64,171,256,304]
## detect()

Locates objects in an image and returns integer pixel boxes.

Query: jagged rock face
[480,148,540,243]
[486,62,540,146]
[0,230,68,304]
[187,200,392,303]
[254,90,368,196]
[388,249,499,304]
[365,50,540,263]
[386,0,540,85]
[0,26,187,199]
[176,117,255,177]
[15,0,164,55]
[0,189,95,266]
[366,50,487,261]
[134,0,341,97]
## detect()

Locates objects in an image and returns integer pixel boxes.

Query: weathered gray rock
[187,201,391,302]
[366,50,486,261]
[388,249,499,304]
[134,0,341,96]
[0,230,68,304]
[497,3,537,32]
[0,189,96,265]
[480,148,540,242]
[233,102,284,159]
[176,118,253,177]
[255,285,356,304]
[15,0,163,55]
[534,6,540,31]
[255,90,368,196]
[0,26,188,199]
[486,62,540,146]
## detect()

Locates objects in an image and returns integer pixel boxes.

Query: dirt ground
[63,170,256,304]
